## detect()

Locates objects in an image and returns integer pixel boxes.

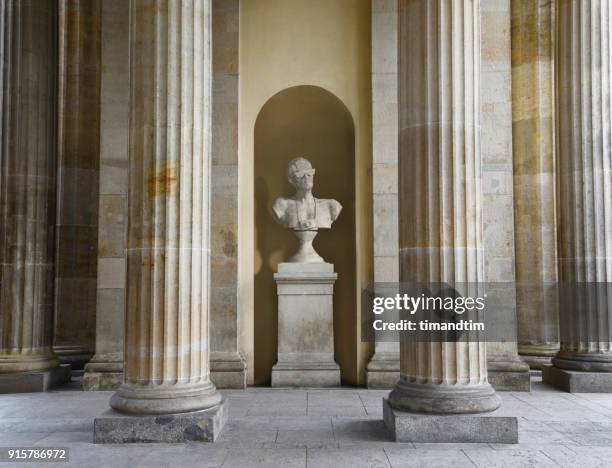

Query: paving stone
[384,447,475,467]
[222,447,306,467]
[463,447,558,467]
[307,447,391,468]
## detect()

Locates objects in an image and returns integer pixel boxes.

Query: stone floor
[1,377,612,467]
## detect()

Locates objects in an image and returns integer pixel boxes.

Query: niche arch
[253,85,357,385]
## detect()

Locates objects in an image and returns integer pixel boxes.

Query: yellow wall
[238,0,373,385]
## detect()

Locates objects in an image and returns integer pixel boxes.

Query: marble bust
[272,157,342,262]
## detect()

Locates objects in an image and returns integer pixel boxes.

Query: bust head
[287,157,315,191]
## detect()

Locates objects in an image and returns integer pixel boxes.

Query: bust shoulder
[272,197,295,227]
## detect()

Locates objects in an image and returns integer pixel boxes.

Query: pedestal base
[520,354,553,370]
[0,364,71,393]
[273,262,340,387]
[383,398,518,443]
[272,362,340,387]
[210,352,247,389]
[83,355,123,391]
[542,365,612,392]
[487,359,531,392]
[94,398,227,443]
[366,354,400,389]
[83,372,123,391]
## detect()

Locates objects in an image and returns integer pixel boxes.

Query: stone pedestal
[0,365,71,394]
[210,352,247,390]
[543,365,612,393]
[383,399,518,444]
[366,351,400,389]
[271,263,340,387]
[94,399,227,443]
[83,353,123,391]
[488,358,531,392]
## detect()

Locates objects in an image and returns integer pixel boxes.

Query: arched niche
[253,85,356,385]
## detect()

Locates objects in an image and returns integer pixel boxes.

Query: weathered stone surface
[392,0,501,414]
[0,0,60,377]
[511,0,559,370]
[83,353,123,391]
[488,359,531,392]
[53,0,102,373]
[383,398,518,444]
[272,262,341,387]
[107,0,223,417]
[0,365,71,394]
[210,0,242,389]
[83,372,123,391]
[94,399,227,443]
[89,0,129,393]
[489,370,531,392]
[210,352,246,389]
[366,351,399,389]
[543,366,612,393]
[272,362,341,388]
[549,0,612,378]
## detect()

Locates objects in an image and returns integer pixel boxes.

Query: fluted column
[550,0,612,373]
[512,0,559,368]
[389,0,499,413]
[0,1,59,374]
[53,0,101,370]
[109,0,221,414]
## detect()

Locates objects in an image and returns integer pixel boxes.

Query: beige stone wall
[94,0,129,363]
[481,0,523,363]
[238,0,373,385]
[210,0,245,388]
[511,0,558,364]
[366,0,400,388]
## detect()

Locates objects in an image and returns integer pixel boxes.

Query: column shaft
[390,0,499,413]
[109,0,221,414]
[54,0,101,370]
[553,0,612,371]
[0,1,59,374]
[512,0,559,367]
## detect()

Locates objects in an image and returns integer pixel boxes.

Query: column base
[366,352,400,389]
[520,355,553,370]
[210,352,246,389]
[383,398,517,443]
[0,364,71,393]
[388,379,501,414]
[110,381,223,415]
[488,360,531,392]
[271,361,340,387]
[542,365,612,393]
[94,398,227,443]
[518,343,558,370]
[53,345,93,371]
[83,353,123,391]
